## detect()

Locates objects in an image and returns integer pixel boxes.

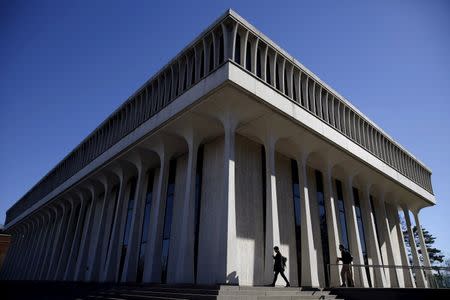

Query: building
[0,10,435,288]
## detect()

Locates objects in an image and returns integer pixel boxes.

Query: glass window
[161,159,177,283]
[137,171,155,282]
[353,188,372,287]
[245,41,251,71]
[291,160,301,283]
[335,180,349,250]
[315,170,329,287]
[234,34,241,64]
[194,146,204,283]
[117,178,137,282]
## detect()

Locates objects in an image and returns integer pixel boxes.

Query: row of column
[0,130,433,288]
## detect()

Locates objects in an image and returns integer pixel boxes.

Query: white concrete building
[0,10,435,288]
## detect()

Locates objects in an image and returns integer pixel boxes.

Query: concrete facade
[0,10,435,288]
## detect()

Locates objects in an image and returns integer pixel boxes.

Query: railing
[6,10,433,226]
[328,263,450,289]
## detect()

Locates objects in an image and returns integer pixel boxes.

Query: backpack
[282,256,287,267]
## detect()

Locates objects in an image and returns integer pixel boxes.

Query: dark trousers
[272,270,289,285]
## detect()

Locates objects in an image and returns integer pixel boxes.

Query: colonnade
[0,123,433,288]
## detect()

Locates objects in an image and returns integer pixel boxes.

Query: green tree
[402,220,445,265]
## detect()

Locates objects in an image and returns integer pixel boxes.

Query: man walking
[270,246,290,287]
[336,244,354,287]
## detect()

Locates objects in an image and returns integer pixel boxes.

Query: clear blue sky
[1,1,449,257]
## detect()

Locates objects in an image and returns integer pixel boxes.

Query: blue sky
[1,1,449,257]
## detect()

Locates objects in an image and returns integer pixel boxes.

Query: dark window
[183,63,188,90]
[118,178,137,282]
[315,170,330,287]
[194,146,204,283]
[256,48,262,78]
[293,74,297,101]
[191,57,196,85]
[234,33,241,64]
[300,74,306,107]
[370,195,383,265]
[246,41,251,71]
[219,35,224,63]
[200,50,205,78]
[104,186,119,268]
[161,159,177,283]
[335,180,349,250]
[136,172,155,283]
[209,42,214,72]
[284,68,289,96]
[353,188,372,287]
[74,198,91,268]
[291,160,301,283]
[266,55,271,84]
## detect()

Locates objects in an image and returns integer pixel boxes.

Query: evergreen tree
[402,219,445,265]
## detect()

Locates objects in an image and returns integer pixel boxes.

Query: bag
[282,256,287,267]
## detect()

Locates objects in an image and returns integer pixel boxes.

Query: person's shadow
[226,271,239,285]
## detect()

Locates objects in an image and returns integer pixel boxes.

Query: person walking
[270,246,290,287]
[336,244,354,287]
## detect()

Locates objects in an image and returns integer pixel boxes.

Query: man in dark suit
[270,246,290,287]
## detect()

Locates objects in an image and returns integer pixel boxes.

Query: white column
[413,210,433,286]
[28,214,46,279]
[74,187,96,281]
[403,207,426,287]
[21,219,39,279]
[176,135,199,283]
[144,152,170,282]
[323,167,341,287]
[102,169,130,282]
[31,211,52,279]
[360,185,386,287]
[391,204,415,287]
[296,156,320,287]
[222,118,238,284]
[123,161,149,282]
[343,177,368,287]
[87,178,112,281]
[46,202,68,280]
[39,208,59,280]
[373,198,398,287]
[264,136,281,283]
[55,198,79,280]
[64,193,89,280]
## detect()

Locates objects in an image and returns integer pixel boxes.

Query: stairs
[85,285,338,300]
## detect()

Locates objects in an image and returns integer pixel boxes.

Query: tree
[401,218,445,265]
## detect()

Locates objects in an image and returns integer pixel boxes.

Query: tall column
[390,204,415,287]
[55,198,79,280]
[46,202,69,280]
[264,135,281,283]
[413,210,433,286]
[403,207,426,287]
[39,207,60,280]
[102,168,130,282]
[31,211,52,279]
[176,135,199,283]
[87,178,112,281]
[373,198,398,287]
[323,167,341,287]
[360,185,386,287]
[22,218,40,279]
[12,220,32,279]
[64,193,89,280]
[28,214,46,279]
[222,118,238,284]
[123,161,149,282]
[144,151,170,282]
[296,156,320,287]
[343,177,368,287]
[74,187,96,281]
